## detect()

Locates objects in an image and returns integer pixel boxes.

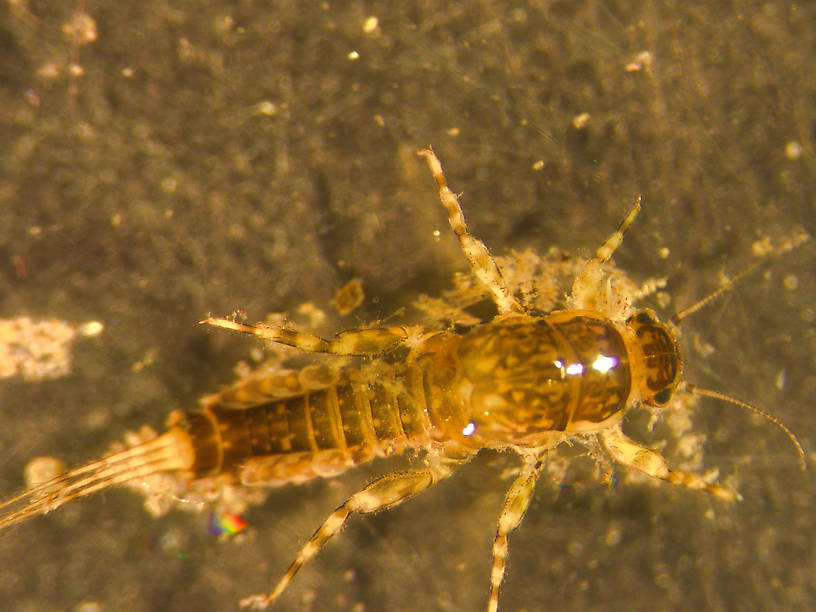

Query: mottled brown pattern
[459,315,631,438]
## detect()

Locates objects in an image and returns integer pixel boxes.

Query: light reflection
[462,422,476,436]
[566,363,584,376]
[592,354,617,372]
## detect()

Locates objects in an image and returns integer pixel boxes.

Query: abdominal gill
[0,428,194,531]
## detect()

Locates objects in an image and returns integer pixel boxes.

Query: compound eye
[634,310,657,325]
[652,387,674,406]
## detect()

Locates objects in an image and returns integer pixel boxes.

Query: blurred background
[0,2,814,610]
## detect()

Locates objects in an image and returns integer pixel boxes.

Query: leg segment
[569,196,641,315]
[241,458,467,610]
[487,454,547,612]
[600,428,740,502]
[417,148,523,317]
[590,195,641,265]
[200,317,422,356]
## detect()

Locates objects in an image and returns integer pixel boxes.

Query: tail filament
[0,429,193,531]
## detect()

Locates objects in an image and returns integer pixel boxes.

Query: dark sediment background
[0,3,814,611]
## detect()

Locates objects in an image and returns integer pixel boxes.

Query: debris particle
[254,101,278,116]
[297,302,327,328]
[23,89,40,107]
[625,51,653,72]
[0,317,93,381]
[68,63,85,77]
[131,347,158,372]
[692,333,715,358]
[37,63,60,79]
[572,112,591,129]
[77,320,104,337]
[655,291,671,309]
[775,369,786,391]
[11,254,26,278]
[751,235,773,257]
[331,279,364,315]
[62,12,98,46]
[784,141,802,160]
[604,526,622,546]
[25,456,67,488]
[362,16,380,35]
[161,177,178,193]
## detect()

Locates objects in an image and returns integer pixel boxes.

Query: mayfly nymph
[0,148,807,611]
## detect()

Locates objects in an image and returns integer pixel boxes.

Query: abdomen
[190,341,471,486]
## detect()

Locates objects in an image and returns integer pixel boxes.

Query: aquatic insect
[0,149,807,611]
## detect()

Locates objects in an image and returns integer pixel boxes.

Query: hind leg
[241,454,470,609]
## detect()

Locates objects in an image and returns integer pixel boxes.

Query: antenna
[683,383,807,471]
[670,231,809,325]
[668,230,810,471]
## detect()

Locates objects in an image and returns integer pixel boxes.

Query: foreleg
[569,196,641,315]
[417,148,523,317]
[600,428,740,502]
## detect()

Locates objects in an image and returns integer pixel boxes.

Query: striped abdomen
[184,337,470,485]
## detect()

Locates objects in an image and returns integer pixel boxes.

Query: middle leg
[487,452,549,612]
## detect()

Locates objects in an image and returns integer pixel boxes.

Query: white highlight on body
[565,363,584,376]
[592,355,616,372]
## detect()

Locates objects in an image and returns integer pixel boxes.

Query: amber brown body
[179,310,659,490]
